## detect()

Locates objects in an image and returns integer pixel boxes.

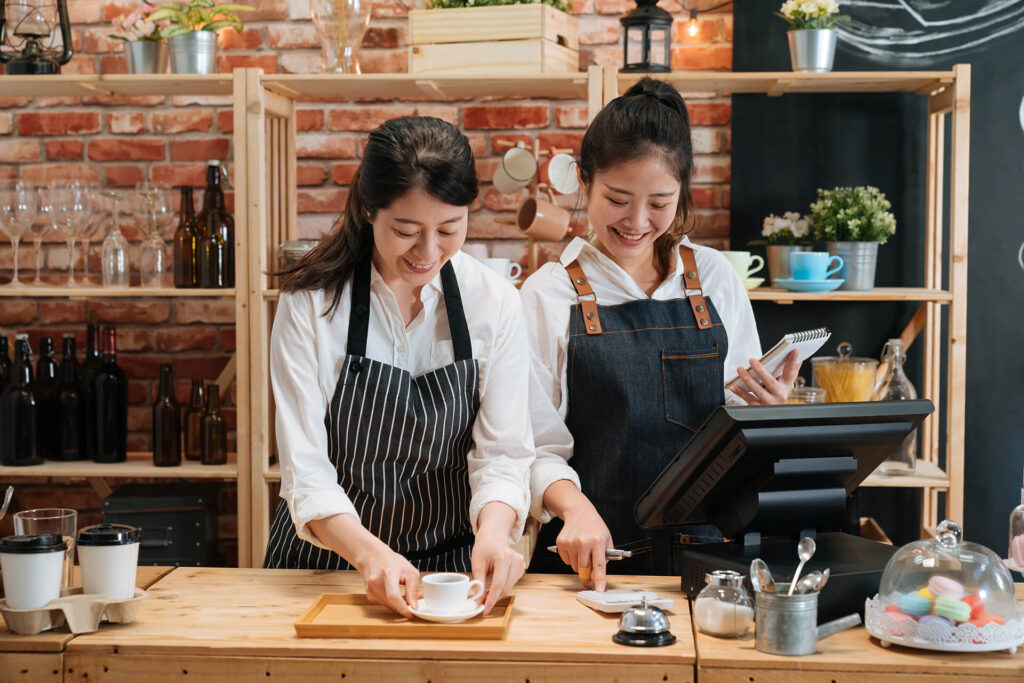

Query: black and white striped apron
[263,259,480,572]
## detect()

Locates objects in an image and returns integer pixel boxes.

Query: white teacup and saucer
[409,573,485,623]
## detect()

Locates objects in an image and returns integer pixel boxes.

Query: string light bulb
[687,8,699,37]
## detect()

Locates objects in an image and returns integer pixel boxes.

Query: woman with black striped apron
[265,117,533,617]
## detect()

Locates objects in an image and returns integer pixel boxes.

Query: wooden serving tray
[294,593,514,639]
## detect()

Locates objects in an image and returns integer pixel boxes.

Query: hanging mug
[492,146,538,195]
[539,152,579,195]
[516,190,571,242]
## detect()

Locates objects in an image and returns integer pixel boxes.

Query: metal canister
[754,585,819,656]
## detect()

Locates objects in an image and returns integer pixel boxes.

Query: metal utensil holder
[754,583,861,656]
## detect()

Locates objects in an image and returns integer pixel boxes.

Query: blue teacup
[789,251,844,280]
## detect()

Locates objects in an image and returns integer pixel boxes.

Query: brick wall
[0,0,732,566]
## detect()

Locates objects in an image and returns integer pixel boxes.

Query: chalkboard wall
[730,1,1024,553]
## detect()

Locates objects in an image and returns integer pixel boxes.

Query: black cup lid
[0,533,68,554]
[76,523,141,546]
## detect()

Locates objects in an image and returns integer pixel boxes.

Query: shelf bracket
[415,79,447,100]
[767,79,793,97]
[900,303,928,351]
[88,477,112,500]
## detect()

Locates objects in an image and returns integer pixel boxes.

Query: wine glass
[311,0,371,74]
[135,183,173,288]
[100,189,130,288]
[29,185,52,285]
[0,181,37,288]
[42,182,91,286]
[79,185,104,286]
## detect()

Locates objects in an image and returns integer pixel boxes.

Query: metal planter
[125,41,168,74]
[787,29,837,73]
[168,31,218,75]
[766,244,811,284]
[827,241,879,291]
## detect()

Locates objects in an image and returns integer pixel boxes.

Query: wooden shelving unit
[608,67,970,530]
[0,452,238,480]
[0,287,234,298]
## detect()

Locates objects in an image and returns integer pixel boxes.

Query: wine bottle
[79,318,102,461]
[35,336,59,460]
[200,383,227,466]
[0,332,11,394]
[93,326,127,463]
[183,378,204,461]
[198,208,228,289]
[0,334,41,466]
[152,364,181,467]
[55,333,87,461]
[173,186,199,289]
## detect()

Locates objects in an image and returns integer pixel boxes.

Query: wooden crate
[409,4,579,75]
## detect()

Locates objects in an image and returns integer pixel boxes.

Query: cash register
[635,400,934,621]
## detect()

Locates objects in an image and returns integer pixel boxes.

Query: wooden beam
[899,304,927,351]
[928,86,954,114]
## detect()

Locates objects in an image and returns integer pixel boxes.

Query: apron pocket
[661,346,722,431]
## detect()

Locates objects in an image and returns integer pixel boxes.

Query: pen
[546,545,633,559]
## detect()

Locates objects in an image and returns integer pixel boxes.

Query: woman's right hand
[354,543,421,617]
[556,497,614,592]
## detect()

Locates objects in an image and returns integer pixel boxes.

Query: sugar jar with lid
[693,570,755,637]
[865,520,1024,652]
[811,341,879,403]
[786,377,826,404]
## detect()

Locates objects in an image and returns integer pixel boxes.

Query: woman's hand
[730,349,801,405]
[555,497,614,591]
[472,502,526,615]
[354,543,421,618]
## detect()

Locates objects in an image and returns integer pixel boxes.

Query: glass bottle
[0,332,11,394]
[173,186,199,289]
[79,317,102,461]
[35,336,59,460]
[200,383,227,465]
[872,338,917,474]
[101,192,130,287]
[152,364,181,467]
[197,161,233,289]
[198,209,228,289]
[92,326,127,463]
[1009,468,1024,572]
[55,333,87,461]
[0,334,41,466]
[693,570,754,637]
[183,378,204,461]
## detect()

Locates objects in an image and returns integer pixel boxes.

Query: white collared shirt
[270,250,534,549]
[519,236,763,522]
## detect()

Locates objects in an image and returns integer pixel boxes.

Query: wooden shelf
[0,286,235,298]
[748,287,953,303]
[0,74,233,98]
[861,459,949,489]
[262,73,592,101]
[0,452,238,479]
[620,70,956,96]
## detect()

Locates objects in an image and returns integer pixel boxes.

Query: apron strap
[440,260,473,362]
[347,259,372,358]
[565,259,603,335]
[679,245,713,330]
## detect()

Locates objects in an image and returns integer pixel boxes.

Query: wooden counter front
[64,568,696,682]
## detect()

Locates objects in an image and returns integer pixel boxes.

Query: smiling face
[585,155,682,267]
[370,186,468,291]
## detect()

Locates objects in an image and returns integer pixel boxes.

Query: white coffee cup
[77,523,141,600]
[421,572,484,614]
[479,257,522,282]
[540,152,580,195]
[721,250,764,279]
[492,146,538,195]
[0,533,67,609]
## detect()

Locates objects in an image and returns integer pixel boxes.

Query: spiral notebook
[725,327,831,392]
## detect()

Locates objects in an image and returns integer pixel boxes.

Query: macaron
[916,587,934,601]
[962,594,984,619]
[919,614,953,627]
[896,592,933,616]
[928,575,966,599]
[969,614,1006,627]
[934,594,971,622]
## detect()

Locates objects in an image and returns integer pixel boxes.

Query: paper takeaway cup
[0,533,68,609]
[77,523,141,600]
[517,193,571,241]
[492,146,538,195]
[539,153,579,195]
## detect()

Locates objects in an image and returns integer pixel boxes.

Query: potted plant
[749,211,812,284]
[109,4,169,74]
[147,0,254,75]
[775,0,849,73]
[809,186,897,291]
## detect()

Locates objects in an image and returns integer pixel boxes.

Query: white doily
[865,595,1024,654]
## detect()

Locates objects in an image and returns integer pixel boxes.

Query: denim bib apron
[533,245,728,576]
[264,259,480,571]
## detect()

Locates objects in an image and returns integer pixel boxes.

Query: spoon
[788,536,816,596]
[817,568,830,592]
[750,558,775,593]
[793,570,823,594]
[0,485,12,521]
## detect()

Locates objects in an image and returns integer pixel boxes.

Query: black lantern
[620,0,673,73]
[0,0,73,75]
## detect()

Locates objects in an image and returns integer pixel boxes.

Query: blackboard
[730,0,1024,553]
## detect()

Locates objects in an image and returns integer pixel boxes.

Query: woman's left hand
[471,530,526,615]
[730,349,801,405]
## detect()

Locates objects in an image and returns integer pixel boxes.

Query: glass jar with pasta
[811,342,878,402]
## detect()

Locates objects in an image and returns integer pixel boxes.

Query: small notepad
[725,327,831,392]
[576,589,675,614]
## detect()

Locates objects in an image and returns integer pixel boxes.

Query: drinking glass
[100,189,130,287]
[0,181,37,288]
[29,186,51,285]
[311,0,371,74]
[13,508,78,591]
[135,183,173,288]
[42,182,90,286]
[79,185,104,286]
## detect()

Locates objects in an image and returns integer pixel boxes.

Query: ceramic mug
[722,251,765,279]
[492,146,537,195]
[516,191,570,242]
[421,572,484,614]
[790,251,844,280]
[480,257,523,282]
[539,152,579,195]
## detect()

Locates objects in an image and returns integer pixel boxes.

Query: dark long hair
[279,116,478,316]
[579,77,695,279]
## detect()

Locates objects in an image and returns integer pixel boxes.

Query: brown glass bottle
[198,209,228,288]
[54,334,87,461]
[200,383,227,466]
[92,327,127,463]
[35,336,59,460]
[0,335,41,466]
[183,378,204,461]
[0,333,11,394]
[196,162,234,288]
[172,186,199,289]
[79,318,102,461]
[152,364,181,466]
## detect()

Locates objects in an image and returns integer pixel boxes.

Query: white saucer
[743,277,765,291]
[773,277,845,293]
[409,599,484,623]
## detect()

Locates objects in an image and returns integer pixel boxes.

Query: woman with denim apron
[521,79,801,587]
[265,117,533,617]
